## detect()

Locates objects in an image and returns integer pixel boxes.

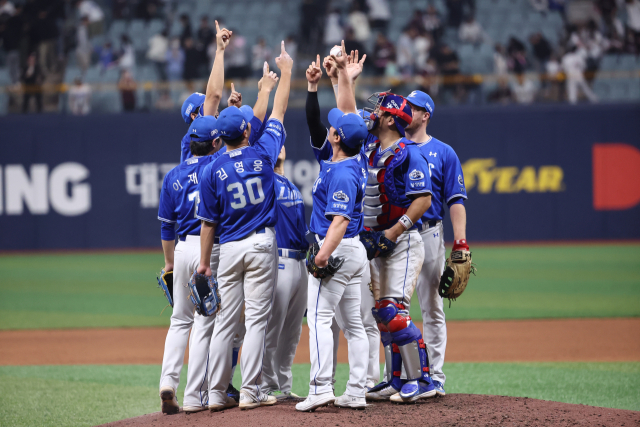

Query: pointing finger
[231,82,235,93]
[341,39,346,55]
[360,54,367,65]
[263,61,269,75]
[316,54,320,67]
[215,20,220,33]
[281,40,285,54]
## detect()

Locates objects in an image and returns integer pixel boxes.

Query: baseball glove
[188,271,221,316]
[306,242,345,279]
[359,230,397,260]
[156,269,174,307]
[438,240,477,306]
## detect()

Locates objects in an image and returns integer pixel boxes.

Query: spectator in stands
[493,43,509,77]
[97,41,116,72]
[76,0,104,37]
[417,58,439,99]
[371,32,395,75]
[344,27,366,58]
[118,34,136,73]
[367,0,390,34]
[349,3,370,43]
[183,37,200,82]
[511,73,537,104]
[300,0,324,52]
[166,38,185,81]
[423,5,443,42]
[112,0,129,20]
[68,77,91,115]
[225,29,249,78]
[561,45,598,104]
[487,76,512,104]
[396,26,415,76]
[446,0,474,28]
[32,9,58,77]
[324,7,344,50]
[1,2,22,85]
[545,53,562,102]
[626,0,640,53]
[118,70,137,111]
[434,43,460,76]
[596,0,617,30]
[458,15,485,45]
[407,9,426,33]
[76,16,92,73]
[196,16,214,67]
[0,0,15,17]
[148,29,169,81]
[570,21,606,81]
[414,29,433,73]
[507,36,528,73]
[179,13,192,48]
[21,52,43,113]
[136,0,160,22]
[251,38,271,78]
[529,32,552,69]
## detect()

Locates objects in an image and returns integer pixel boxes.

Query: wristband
[452,239,469,251]
[398,215,413,231]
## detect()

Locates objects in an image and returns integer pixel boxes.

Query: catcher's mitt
[188,271,221,316]
[438,240,477,306]
[359,230,397,260]
[156,269,174,307]
[306,242,345,279]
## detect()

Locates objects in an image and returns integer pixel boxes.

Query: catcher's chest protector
[364,139,409,231]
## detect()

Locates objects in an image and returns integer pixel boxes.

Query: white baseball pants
[333,263,380,387]
[307,237,368,397]
[261,255,308,394]
[207,227,278,405]
[415,221,447,384]
[159,236,217,392]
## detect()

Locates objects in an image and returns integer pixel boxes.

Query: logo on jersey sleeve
[458,174,464,186]
[410,169,425,180]
[333,191,350,202]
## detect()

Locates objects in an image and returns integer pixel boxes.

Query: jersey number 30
[227,177,265,209]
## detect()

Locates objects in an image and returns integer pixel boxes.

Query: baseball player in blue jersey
[195,41,293,412]
[296,107,369,412]
[404,90,468,397]
[260,146,309,399]
[157,116,222,414]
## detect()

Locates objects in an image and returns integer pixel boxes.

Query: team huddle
[155,22,474,415]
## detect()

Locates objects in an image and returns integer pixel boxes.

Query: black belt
[420,220,440,231]
[178,234,219,243]
[278,248,307,260]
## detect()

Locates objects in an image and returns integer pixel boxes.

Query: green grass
[1,244,639,329]
[1,362,638,426]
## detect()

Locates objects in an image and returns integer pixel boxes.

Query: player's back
[159,156,216,237]
[275,174,308,251]
[200,146,277,243]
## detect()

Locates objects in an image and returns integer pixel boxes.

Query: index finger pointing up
[215,20,220,33]
[281,40,286,54]
[231,82,235,93]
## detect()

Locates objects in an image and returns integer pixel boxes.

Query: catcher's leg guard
[389,320,436,401]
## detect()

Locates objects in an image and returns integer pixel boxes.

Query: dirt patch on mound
[2,318,639,365]
[99,395,640,427]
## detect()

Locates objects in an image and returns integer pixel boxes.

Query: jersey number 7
[227,177,265,209]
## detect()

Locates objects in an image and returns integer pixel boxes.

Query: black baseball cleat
[226,383,240,403]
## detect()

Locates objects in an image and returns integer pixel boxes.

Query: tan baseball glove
[438,240,476,306]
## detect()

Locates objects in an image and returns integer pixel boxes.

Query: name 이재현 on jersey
[196,119,286,243]
[158,156,217,237]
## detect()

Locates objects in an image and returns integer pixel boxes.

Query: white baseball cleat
[239,390,277,410]
[333,394,369,409]
[183,405,207,413]
[295,392,336,412]
[365,382,401,401]
[208,395,238,412]
[160,386,179,415]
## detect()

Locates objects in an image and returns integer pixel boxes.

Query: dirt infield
[100,395,640,427]
[2,318,639,365]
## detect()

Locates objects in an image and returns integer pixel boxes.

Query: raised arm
[227,82,242,107]
[306,54,328,148]
[270,41,293,123]
[253,62,279,123]
[203,21,232,117]
[330,40,357,113]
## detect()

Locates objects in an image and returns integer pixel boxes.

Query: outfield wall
[0,103,639,250]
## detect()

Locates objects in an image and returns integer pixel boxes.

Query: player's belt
[418,220,440,232]
[278,248,307,260]
[178,234,219,243]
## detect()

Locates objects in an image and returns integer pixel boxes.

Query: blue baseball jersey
[158,155,217,238]
[310,128,369,170]
[309,154,367,239]
[181,115,266,163]
[275,174,308,251]
[196,119,286,244]
[417,136,467,222]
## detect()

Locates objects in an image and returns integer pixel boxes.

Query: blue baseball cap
[181,92,205,124]
[406,90,435,119]
[328,108,368,149]
[214,105,254,140]
[189,116,218,142]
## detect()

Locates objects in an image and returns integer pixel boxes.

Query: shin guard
[390,320,431,383]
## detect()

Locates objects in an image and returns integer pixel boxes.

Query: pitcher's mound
[101,394,640,427]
